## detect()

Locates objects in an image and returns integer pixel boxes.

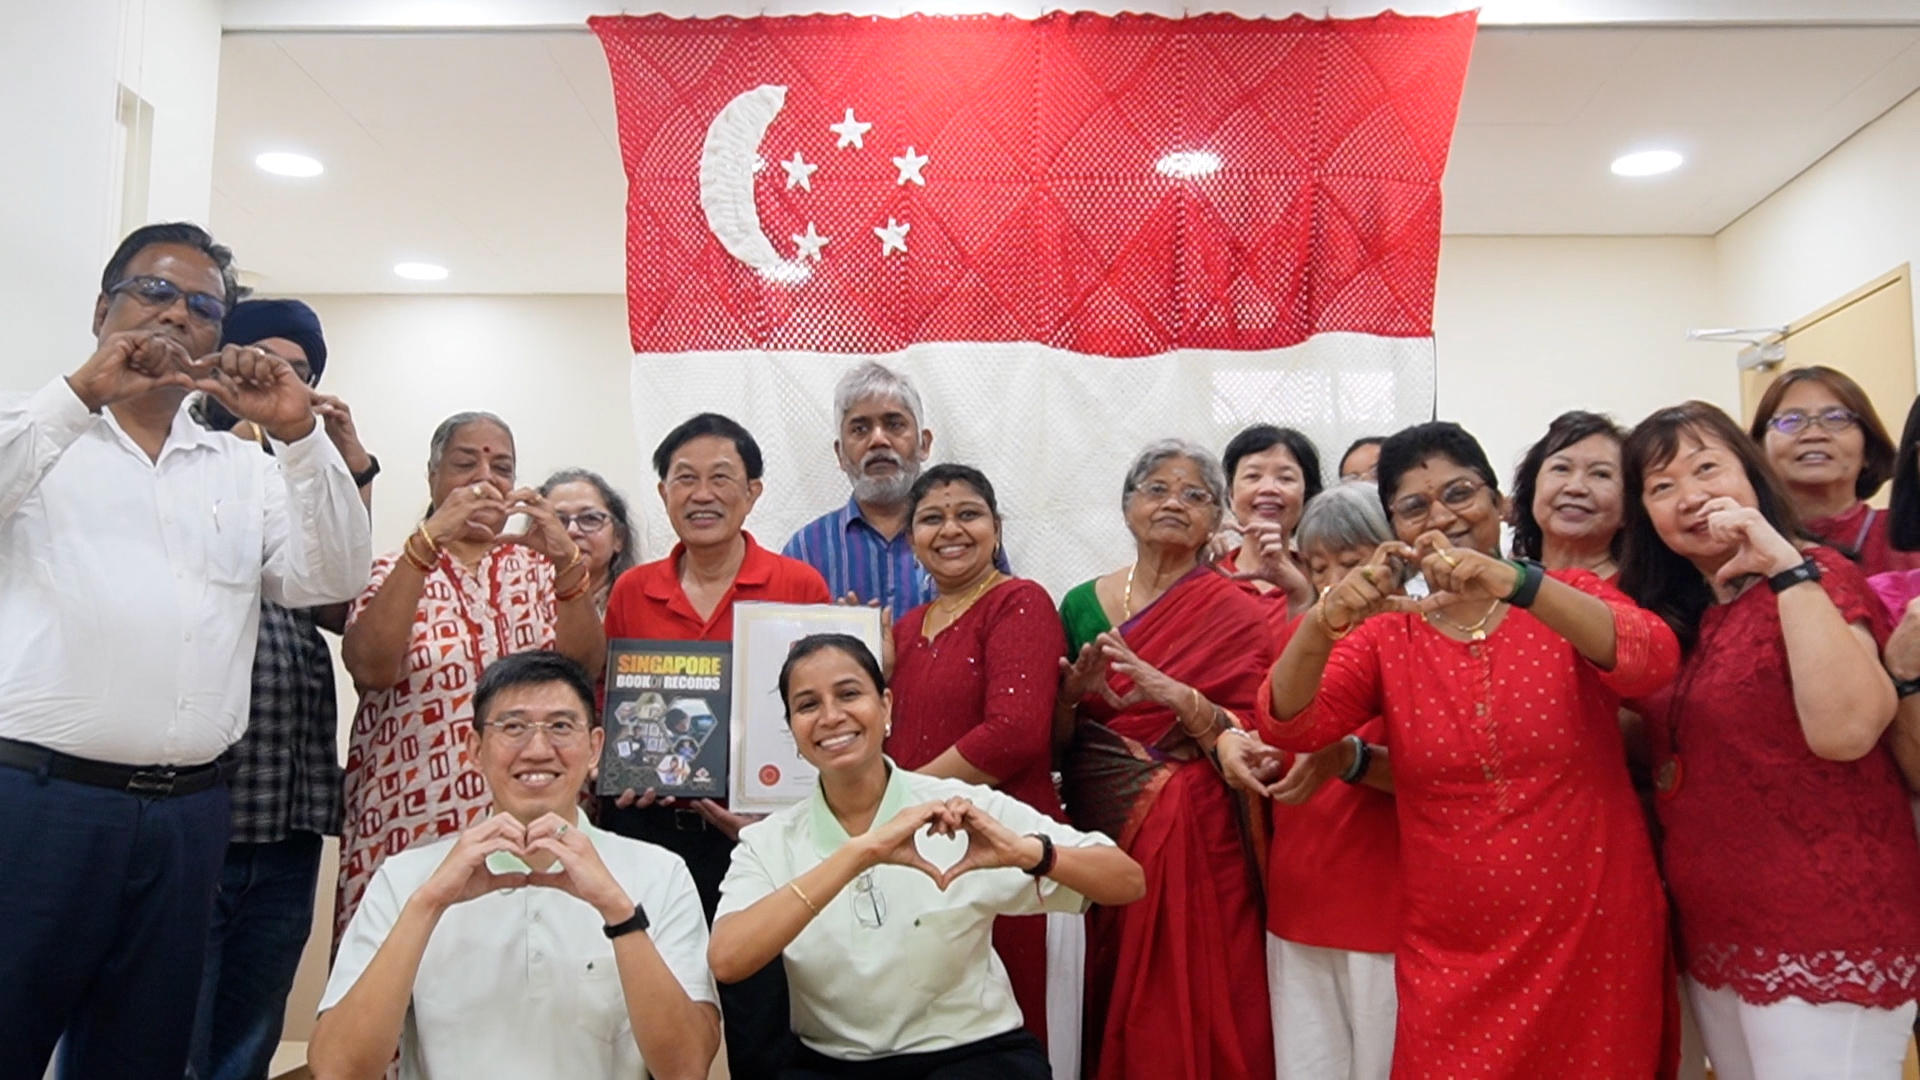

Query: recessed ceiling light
[393,262,448,281]
[255,151,323,178]
[1611,150,1683,178]
[1155,150,1223,179]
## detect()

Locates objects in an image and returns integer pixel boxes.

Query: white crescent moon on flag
[699,84,789,272]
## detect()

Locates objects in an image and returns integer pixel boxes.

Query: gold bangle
[415,521,439,556]
[788,881,820,916]
[555,545,583,577]
[554,572,593,604]
[401,534,435,573]
[1316,600,1355,641]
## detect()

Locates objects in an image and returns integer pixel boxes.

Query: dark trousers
[602,799,795,1077]
[0,763,230,1080]
[188,832,324,1080]
[782,1030,1051,1080]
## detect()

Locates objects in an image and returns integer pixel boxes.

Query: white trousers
[1045,911,1086,1080]
[1266,934,1397,1080]
[1685,978,1917,1080]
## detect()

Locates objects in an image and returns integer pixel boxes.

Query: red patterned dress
[334,546,558,945]
[887,578,1066,1051]
[1637,545,1920,1010]
[1257,570,1677,1078]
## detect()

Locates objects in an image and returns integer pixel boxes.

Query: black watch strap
[1767,557,1822,594]
[603,903,651,939]
[1896,675,1920,699]
[351,454,381,488]
[1338,734,1373,784]
[1024,832,1057,877]
[1506,559,1546,609]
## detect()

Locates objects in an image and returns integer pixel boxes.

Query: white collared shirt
[322,821,718,1080]
[0,377,371,765]
[717,764,1112,1061]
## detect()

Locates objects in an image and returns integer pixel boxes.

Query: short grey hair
[1296,481,1391,555]
[1122,439,1229,519]
[428,410,513,472]
[833,362,925,429]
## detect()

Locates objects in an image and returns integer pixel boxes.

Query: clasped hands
[418,813,635,923]
[420,482,583,566]
[71,329,319,441]
[858,796,1043,892]
[1060,630,1198,723]
[1316,531,1523,632]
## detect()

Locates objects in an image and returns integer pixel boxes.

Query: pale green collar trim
[809,758,909,858]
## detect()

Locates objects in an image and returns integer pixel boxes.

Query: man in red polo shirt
[602,411,828,1077]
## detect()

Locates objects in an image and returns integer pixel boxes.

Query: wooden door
[1740,264,1916,431]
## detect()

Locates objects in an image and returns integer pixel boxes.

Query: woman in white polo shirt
[709,634,1145,1079]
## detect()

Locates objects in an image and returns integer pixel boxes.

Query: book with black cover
[597,639,730,799]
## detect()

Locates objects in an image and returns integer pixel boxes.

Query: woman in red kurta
[885,464,1070,1061]
[1621,402,1920,1079]
[1056,440,1274,1080]
[1261,422,1677,1079]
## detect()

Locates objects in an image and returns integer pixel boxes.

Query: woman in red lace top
[884,464,1074,1068]
[1259,421,1677,1079]
[1620,401,1920,1079]
[1748,366,1919,577]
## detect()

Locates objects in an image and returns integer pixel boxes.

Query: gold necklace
[1425,600,1504,642]
[935,570,1001,616]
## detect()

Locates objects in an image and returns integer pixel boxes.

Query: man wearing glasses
[310,651,719,1080]
[190,298,382,1080]
[0,223,372,1079]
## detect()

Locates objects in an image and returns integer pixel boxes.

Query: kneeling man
[309,651,719,1080]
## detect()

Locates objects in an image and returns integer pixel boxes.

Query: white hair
[833,361,925,429]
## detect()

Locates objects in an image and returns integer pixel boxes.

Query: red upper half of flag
[591,11,1476,357]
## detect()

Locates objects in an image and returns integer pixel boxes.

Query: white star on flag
[874,218,909,256]
[780,151,818,191]
[793,223,830,261]
[830,108,872,150]
[892,146,929,186]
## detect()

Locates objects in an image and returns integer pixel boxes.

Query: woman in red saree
[1055,439,1274,1080]
[1260,422,1678,1080]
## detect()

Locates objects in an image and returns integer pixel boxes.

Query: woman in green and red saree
[1054,439,1276,1080]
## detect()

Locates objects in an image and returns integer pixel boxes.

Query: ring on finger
[472,484,486,498]
[1438,549,1459,568]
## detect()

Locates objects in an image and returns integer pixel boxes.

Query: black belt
[0,737,228,799]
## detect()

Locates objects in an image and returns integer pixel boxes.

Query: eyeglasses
[852,870,886,929]
[1391,477,1489,525]
[1134,481,1216,508]
[481,718,589,748]
[556,510,612,534]
[1767,408,1859,436]
[106,275,228,325]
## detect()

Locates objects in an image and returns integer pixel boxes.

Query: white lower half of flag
[630,333,1434,598]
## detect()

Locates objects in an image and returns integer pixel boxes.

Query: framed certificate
[730,602,885,813]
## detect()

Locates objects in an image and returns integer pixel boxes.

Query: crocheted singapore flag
[591,11,1477,592]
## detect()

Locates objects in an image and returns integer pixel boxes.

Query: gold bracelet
[401,533,435,573]
[555,545,584,577]
[788,881,820,916]
[554,571,593,604]
[415,521,439,557]
[1316,600,1355,641]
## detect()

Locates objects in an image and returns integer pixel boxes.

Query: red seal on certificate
[758,764,781,786]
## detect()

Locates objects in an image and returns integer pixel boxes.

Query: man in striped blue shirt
[787,362,1010,621]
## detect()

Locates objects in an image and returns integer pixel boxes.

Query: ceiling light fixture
[1155,150,1222,179]
[393,262,449,281]
[255,151,323,178]
[1610,149,1683,178]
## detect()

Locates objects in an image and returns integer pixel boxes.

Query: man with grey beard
[782,361,947,620]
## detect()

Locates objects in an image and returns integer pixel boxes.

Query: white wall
[1717,86,1920,361]
[0,0,221,389]
[1435,235,1734,482]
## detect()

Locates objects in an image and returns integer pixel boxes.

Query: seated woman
[1747,365,1916,576]
[1260,421,1678,1078]
[708,635,1143,1080]
[1218,481,1402,1080]
[885,464,1074,1066]
[336,411,604,943]
[1620,401,1920,1079]
[1055,439,1275,1080]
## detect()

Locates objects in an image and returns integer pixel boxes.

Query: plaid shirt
[222,599,343,843]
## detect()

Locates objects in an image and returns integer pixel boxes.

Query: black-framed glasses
[1391,477,1488,525]
[481,718,588,748]
[852,870,885,928]
[1767,408,1859,436]
[557,510,613,534]
[106,275,228,325]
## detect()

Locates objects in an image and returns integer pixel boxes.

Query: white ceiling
[210,23,1920,294]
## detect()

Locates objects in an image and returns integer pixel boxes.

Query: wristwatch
[603,904,651,939]
[1766,557,1821,594]
[351,454,381,488]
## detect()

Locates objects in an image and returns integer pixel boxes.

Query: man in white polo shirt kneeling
[309,650,720,1080]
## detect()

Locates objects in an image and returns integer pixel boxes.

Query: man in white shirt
[311,650,720,1080]
[0,222,372,1080]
